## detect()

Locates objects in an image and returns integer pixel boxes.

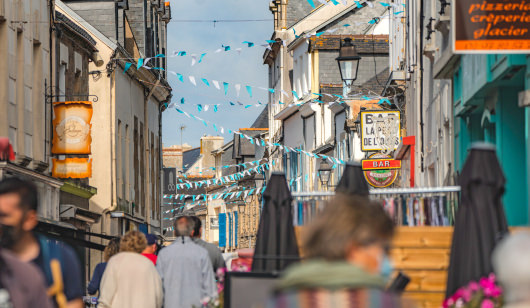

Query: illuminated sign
[454,0,530,53]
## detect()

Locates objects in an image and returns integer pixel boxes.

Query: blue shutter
[228,213,232,248]
[234,211,238,248]
[219,213,226,247]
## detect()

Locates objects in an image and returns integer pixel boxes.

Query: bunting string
[115,5,404,67]
[177,158,270,177]
[173,107,359,168]
[174,160,276,189]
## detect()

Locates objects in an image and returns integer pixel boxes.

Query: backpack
[38,236,67,308]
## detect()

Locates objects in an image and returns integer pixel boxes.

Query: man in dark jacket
[0,177,84,308]
[268,195,409,308]
[189,216,226,275]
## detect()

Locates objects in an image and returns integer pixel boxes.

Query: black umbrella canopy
[446,143,509,297]
[335,162,369,196]
[252,172,299,272]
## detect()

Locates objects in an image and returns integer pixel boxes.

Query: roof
[55,11,97,47]
[251,106,269,129]
[212,140,234,155]
[182,147,201,173]
[55,0,117,50]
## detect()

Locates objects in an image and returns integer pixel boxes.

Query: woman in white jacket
[98,231,163,308]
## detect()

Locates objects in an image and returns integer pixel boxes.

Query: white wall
[284,114,304,148]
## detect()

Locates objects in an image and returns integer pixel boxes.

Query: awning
[110,211,146,224]
[36,218,117,251]
[60,204,101,224]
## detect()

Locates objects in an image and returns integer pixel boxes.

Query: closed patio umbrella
[445,143,509,297]
[335,162,369,196]
[252,172,299,272]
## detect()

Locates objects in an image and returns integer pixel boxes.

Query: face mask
[379,255,394,281]
[0,224,19,249]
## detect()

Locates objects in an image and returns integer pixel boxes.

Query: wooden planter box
[295,226,452,308]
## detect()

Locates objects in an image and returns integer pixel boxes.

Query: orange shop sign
[362,158,401,170]
[52,101,93,154]
[453,0,530,53]
[52,158,92,178]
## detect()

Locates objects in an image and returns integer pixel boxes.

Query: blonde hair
[103,238,120,262]
[119,230,147,253]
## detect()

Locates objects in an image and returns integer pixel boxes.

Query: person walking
[0,246,53,308]
[141,234,158,265]
[0,177,84,308]
[189,216,226,275]
[157,216,217,308]
[98,230,162,308]
[492,231,530,308]
[268,195,408,308]
[87,238,120,296]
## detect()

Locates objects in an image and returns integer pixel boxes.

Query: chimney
[200,136,224,173]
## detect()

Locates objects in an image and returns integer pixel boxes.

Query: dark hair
[304,194,394,261]
[189,216,201,237]
[0,177,39,211]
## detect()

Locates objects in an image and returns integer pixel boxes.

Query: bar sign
[362,158,401,170]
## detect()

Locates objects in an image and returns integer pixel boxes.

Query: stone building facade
[162,144,192,170]
[0,0,64,220]
[266,0,389,190]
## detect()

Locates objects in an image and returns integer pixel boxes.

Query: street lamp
[318,160,333,187]
[254,173,265,188]
[336,38,362,87]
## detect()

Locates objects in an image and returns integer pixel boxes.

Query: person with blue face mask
[268,195,411,308]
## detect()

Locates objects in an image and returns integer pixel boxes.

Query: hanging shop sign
[52,101,93,154]
[52,158,92,178]
[163,168,177,194]
[360,110,401,153]
[362,158,401,170]
[363,153,399,188]
[454,0,530,53]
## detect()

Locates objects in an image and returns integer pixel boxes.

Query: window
[303,114,316,151]
[9,127,17,154]
[24,86,32,111]
[58,64,66,95]
[24,133,32,158]
[8,78,16,105]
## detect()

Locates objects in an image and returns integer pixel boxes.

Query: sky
[162,0,273,148]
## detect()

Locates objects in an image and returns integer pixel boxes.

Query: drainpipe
[102,58,118,234]
[47,0,54,164]
[419,0,425,173]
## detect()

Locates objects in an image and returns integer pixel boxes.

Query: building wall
[0,0,51,169]
[163,144,192,169]
[0,0,59,218]
[398,0,454,189]
[453,54,528,226]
